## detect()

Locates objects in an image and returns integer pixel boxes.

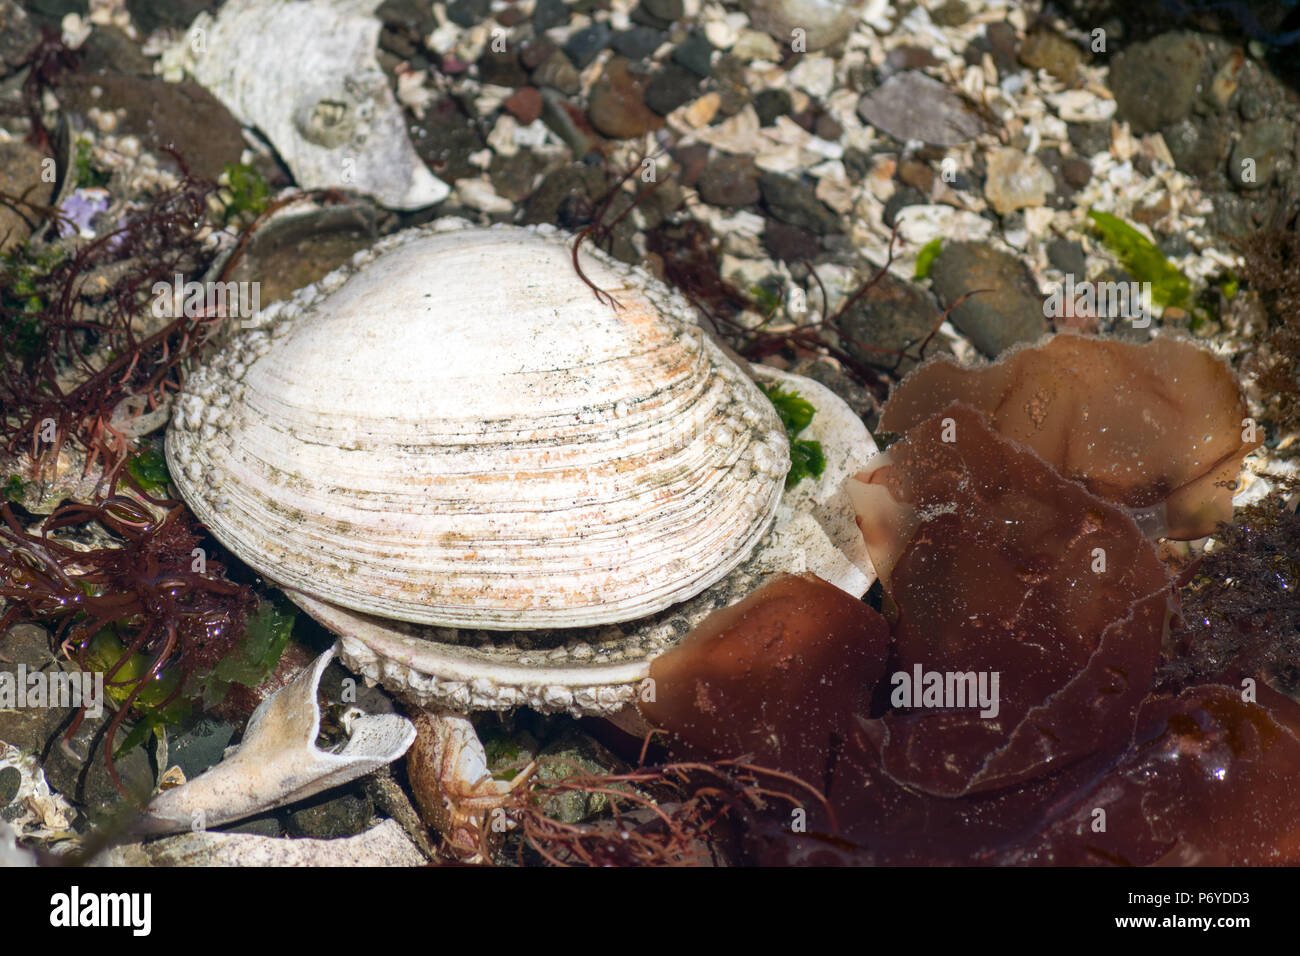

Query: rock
[759,171,840,234]
[886,45,941,72]
[882,185,926,227]
[1230,119,1293,191]
[407,96,486,183]
[763,220,821,262]
[56,74,244,182]
[539,87,605,156]
[532,0,570,30]
[0,766,19,808]
[125,0,221,33]
[742,0,865,51]
[983,147,1055,215]
[839,271,949,375]
[532,48,581,95]
[0,142,54,254]
[478,47,527,87]
[1067,120,1110,157]
[642,0,684,21]
[446,0,489,27]
[857,72,987,146]
[1046,237,1086,276]
[929,241,1046,357]
[1109,32,1208,135]
[503,86,543,125]
[377,0,436,37]
[519,35,557,70]
[489,149,543,201]
[754,88,793,126]
[521,162,600,225]
[930,0,970,26]
[1162,115,1231,179]
[534,731,625,823]
[672,31,714,77]
[0,0,36,75]
[712,54,752,116]
[167,716,236,780]
[984,20,1019,76]
[698,154,761,206]
[284,789,374,838]
[1017,28,1084,84]
[787,356,880,429]
[564,22,612,68]
[588,58,662,139]
[644,63,700,115]
[611,25,666,60]
[78,24,154,76]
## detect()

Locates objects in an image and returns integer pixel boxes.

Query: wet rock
[56,74,244,182]
[588,58,662,139]
[1229,119,1293,191]
[642,0,684,21]
[0,0,36,75]
[788,356,880,429]
[447,0,490,27]
[886,45,941,72]
[929,241,1046,357]
[284,789,374,839]
[1067,120,1110,157]
[759,171,840,234]
[0,766,19,807]
[519,35,558,70]
[539,87,605,156]
[612,25,666,60]
[532,48,582,95]
[698,154,761,207]
[754,88,793,126]
[672,31,714,77]
[644,63,699,115]
[712,54,751,116]
[1109,32,1209,135]
[839,271,948,375]
[930,0,970,26]
[984,20,1019,76]
[78,24,153,76]
[407,95,486,182]
[983,147,1055,215]
[564,22,612,67]
[503,85,543,124]
[532,0,570,31]
[535,731,625,823]
[763,220,821,262]
[882,185,926,227]
[167,716,235,781]
[0,142,54,255]
[1017,28,1084,84]
[377,0,436,37]
[490,149,544,202]
[521,162,600,225]
[1046,237,1086,277]
[125,0,221,33]
[478,47,527,87]
[857,71,987,146]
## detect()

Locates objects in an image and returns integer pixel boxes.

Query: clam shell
[167,222,789,630]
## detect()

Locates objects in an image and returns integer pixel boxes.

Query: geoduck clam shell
[166,221,790,632]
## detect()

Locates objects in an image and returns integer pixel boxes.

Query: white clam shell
[167,222,790,631]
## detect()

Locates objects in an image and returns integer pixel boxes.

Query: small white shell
[167,223,789,630]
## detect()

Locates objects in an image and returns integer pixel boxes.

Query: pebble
[645,63,700,115]
[882,184,926,227]
[125,0,220,33]
[0,141,53,254]
[1067,120,1111,157]
[857,72,987,146]
[521,162,601,225]
[673,31,715,77]
[478,47,528,87]
[839,271,949,375]
[930,0,970,27]
[285,790,375,839]
[0,0,35,74]
[612,25,667,60]
[1109,32,1209,135]
[984,21,1020,76]
[763,220,821,262]
[407,96,487,182]
[758,171,841,234]
[504,86,544,125]
[167,716,236,780]
[885,45,942,72]
[643,0,684,22]
[588,57,662,139]
[929,241,1047,357]
[532,0,570,31]
[1046,237,1087,277]
[754,88,793,126]
[983,147,1055,216]
[698,154,762,206]
[489,148,544,201]
[446,0,489,27]
[532,48,582,95]
[564,22,613,68]
[519,35,557,70]
[1017,28,1084,84]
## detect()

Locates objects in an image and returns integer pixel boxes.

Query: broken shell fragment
[139,645,415,835]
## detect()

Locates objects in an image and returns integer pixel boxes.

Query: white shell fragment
[139,645,415,835]
[175,0,448,210]
[320,363,877,716]
[167,221,790,631]
[100,819,425,867]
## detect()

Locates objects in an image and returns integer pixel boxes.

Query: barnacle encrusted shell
[166,221,790,631]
